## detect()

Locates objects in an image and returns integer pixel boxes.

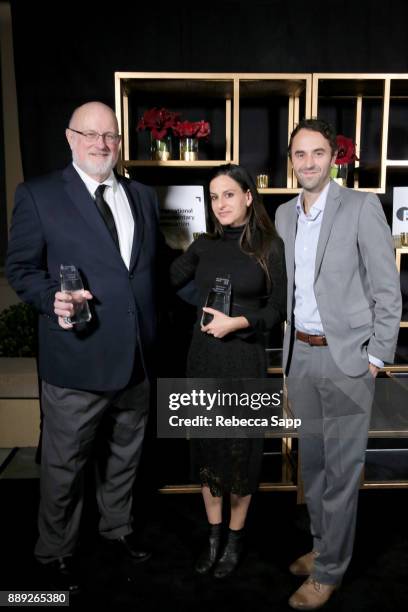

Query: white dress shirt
[73,163,134,269]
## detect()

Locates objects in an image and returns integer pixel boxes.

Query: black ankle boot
[195,523,222,574]
[213,528,244,578]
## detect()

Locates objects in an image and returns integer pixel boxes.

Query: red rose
[137,107,180,138]
[173,121,195,138]
[335,135,359,164]
[194,121,211,139]
[173,120,211,139]
[137,108,211,141]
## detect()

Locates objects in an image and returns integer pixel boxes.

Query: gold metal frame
[312,73,408,193]
[114,71,408,497]
[114,71,312,192]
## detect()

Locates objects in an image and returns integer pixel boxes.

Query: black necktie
[94,184,120,251]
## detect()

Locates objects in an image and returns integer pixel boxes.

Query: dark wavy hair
[288,118,338,158]
[207,164,280,288]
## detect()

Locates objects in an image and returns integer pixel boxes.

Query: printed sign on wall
[156,185,207,251]
[393,187,408,236]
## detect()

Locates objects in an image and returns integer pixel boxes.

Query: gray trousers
[35,378,150,563]
[287,338,375,585]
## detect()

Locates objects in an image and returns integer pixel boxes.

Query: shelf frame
[115,72,408,192]
[115,71,312,187]
[115,72,240,174]
[312,73,408,193]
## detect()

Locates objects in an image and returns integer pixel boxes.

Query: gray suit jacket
[275,180,402,377]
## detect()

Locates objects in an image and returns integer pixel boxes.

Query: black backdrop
[6,0,408,337]
[9,0,408,179]
[0,45,6,265]
[5,0,408,483]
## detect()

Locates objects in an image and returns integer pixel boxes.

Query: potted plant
[137,107,211,161]
[0,302,37,357]
[0,302,40,447]
[137,107,180,160]
[173,120,211,161]
[330,134,359,186]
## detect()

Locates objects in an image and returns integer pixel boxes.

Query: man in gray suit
[275,118,401,610]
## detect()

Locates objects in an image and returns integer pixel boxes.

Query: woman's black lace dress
[170,226,286,496]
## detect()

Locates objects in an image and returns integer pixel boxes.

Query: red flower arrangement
[137,108,210,139]
[137,107,180,140]
[335,135,359,165]
[173,120,211,139]
[137,108,211,161]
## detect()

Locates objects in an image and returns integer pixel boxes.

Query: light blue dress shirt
[294,183,328,335]
[294,180,383,368]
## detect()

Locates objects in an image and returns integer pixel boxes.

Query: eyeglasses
[67,127,121,144]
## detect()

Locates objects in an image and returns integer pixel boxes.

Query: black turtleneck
[170,227,286,333]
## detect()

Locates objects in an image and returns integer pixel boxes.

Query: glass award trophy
[201,273,231,326]
[60,264,92,325]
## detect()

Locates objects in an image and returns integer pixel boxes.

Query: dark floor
[0,450,407,611]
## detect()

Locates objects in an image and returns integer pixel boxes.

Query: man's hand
[201,307,249,339]
[368,363,380,378]
[54,290,93,329]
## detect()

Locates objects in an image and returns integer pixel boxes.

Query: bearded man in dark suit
[6,101,161,593]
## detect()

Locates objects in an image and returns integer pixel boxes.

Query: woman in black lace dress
[170,164,286,577]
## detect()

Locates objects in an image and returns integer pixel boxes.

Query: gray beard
[72,152,117,180]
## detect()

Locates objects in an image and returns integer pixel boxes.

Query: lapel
[63,165,146,272]
[314,180,342,282]
[285,199,299,286]
[62,164,125,265]
[117,176,144,272]
[283,198,299,312]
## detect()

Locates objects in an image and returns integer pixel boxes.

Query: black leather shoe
[213,528,244,578]
[107,535,152,563]
[41,557,81,594]
[195,523,222,574]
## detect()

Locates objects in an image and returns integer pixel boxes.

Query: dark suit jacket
[6,164,161,391]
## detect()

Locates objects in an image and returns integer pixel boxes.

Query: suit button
[129,273,134,279]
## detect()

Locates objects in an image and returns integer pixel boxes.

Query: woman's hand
[201,307,249,339]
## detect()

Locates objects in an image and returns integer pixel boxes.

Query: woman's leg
[202,485,223,523]
[229,493,252,529]
[195,486,223,574]
[213,492,251,578]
